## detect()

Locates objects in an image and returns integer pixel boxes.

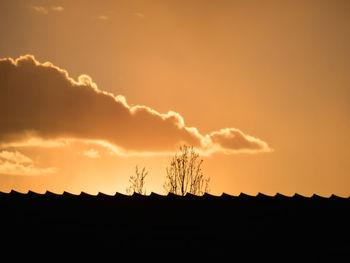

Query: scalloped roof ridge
[0,190,348,199]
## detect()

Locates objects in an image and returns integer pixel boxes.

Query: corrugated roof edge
[0,190,348,199]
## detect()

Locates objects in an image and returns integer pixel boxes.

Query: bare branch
[164,145,210,196]
[126,165,148,195]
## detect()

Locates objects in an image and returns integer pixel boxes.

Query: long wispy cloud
[0,55,271,155]
[96,15,108,20]
[51,6,64,12]
[32,6,49,15]
[0,150,56,176]
[32,6,64,15]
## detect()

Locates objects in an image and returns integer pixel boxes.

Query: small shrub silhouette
[126,166,148,195]
[164,144,210,196]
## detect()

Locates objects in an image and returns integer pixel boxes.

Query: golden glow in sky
[0,0,349,196]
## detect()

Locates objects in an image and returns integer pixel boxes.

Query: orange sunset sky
[0,0,349,196]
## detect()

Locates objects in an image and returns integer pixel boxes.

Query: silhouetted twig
[126,166,148,195]
[164,145,210,196]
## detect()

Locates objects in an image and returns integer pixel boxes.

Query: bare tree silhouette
[126,166,148,195]
[164,145,210,196]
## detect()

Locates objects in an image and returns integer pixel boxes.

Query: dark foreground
[1,191,350,259]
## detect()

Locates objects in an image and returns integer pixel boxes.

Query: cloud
[0,137,68,149]
[0,55,271,155]
[51,6,64,12]
[0,150,32,164]
[32,6,64,15]
[0,150,56,176]
[0,161,57,176]
[33,6,49,15]
[96,15,108,20]
[208,128,271,154]
[133,12,145,19]
[83,149,100,159]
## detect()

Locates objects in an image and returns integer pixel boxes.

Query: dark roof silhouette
[0,190,349,259]
[2,190,348,199]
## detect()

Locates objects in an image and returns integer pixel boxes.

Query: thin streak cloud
[32,6,49,15]
[0,150,56,176]
[51,6,64,12]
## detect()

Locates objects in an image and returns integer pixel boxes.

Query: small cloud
[51,6,64,12]
[0,150,56,176]
[33,6,49,15]
[96,15,108,20]
[0,137,68,148]
[83,149,100,159]
[0,150,32,164]
[133,12,145,19]
[0,160,57,176]
[208,128,272,154]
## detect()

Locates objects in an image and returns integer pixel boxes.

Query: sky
[0,0,349,196]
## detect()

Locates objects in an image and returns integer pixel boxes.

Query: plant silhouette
[126,166,148,195]
[164,144,210,196]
